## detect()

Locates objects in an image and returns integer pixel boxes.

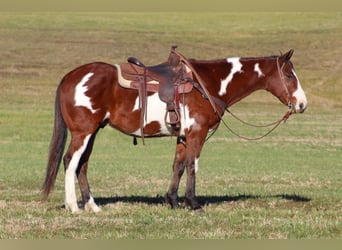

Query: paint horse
[42,47,307,213]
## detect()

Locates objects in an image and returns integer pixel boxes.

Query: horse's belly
[112,93,173,137]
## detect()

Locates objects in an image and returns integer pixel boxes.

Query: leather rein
[215,57,295,141]
[174,49,295,141]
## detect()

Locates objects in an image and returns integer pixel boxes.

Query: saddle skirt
[114,63,194,95]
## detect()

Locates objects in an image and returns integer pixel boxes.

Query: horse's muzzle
[298,102,307,113]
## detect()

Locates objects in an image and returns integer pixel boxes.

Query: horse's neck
[191,57,275,107]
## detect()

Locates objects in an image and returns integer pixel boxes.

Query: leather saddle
[116,46,194,139]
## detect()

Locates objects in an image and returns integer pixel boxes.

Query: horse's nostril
[299,102,306,113]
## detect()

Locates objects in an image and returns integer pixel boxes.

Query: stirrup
[167,110,180,126]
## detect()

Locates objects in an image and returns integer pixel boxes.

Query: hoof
[184,197,202,211]
[192,206,205,213]
[165,193,180,209]
[71,209,82,214]
[85,203,102,213]
[84,197,102,213]
[65,202,81,214]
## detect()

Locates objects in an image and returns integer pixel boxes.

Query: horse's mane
[189,55,279,65]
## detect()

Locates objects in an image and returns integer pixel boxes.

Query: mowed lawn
[0,12,341,239]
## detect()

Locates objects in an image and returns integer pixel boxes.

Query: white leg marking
[219,57,243,96]
[292,70,308,112]
[65,134,91,213]
[254,63,264,78]
[84,195,102,213]
[74,73,98,114]
[194,158,199,173]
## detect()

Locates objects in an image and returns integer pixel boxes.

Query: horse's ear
[280,49,294,64]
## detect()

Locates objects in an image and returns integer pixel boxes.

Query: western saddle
[117,46,194,141]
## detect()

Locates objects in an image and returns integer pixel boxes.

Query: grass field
[0,12,341,239]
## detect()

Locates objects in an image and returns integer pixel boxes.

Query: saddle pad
[115,64,159,89]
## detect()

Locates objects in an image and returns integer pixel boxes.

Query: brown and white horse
[42,49,307,213]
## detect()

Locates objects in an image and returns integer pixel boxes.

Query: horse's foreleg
[166,141,186,208]
[63,134,91,213]
[183,131,206,210]
[184,157,201,210]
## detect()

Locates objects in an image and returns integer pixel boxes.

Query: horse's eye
[286,72,294,79]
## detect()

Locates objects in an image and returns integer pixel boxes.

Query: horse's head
[267,49,308,113]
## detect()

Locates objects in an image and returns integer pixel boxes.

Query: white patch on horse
[132,94,202,136]
[133,96,140,112]
[103,112,110,121]
[132,93,170,136]
[65,134,91,213]
[291,70,308,112]
[180,104,201,135]
[254,63,264,78]
[194,157,199,173]
[74,73,98,113]
[219,57,243,96]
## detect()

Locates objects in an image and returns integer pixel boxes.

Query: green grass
[0,12,341,239]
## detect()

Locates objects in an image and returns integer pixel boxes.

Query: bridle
[276,56,296,113]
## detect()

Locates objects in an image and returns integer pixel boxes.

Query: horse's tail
[42,83,67,200]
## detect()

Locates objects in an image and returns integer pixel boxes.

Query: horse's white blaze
[194,158,199,173]
[132,93,170,135]
[65,134,91,213]
[254,63,264,78]
[74,73,97,113]
[292,70,308,112]
[219,57,243,96]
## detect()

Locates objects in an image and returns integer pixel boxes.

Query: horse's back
[61,62,117,86]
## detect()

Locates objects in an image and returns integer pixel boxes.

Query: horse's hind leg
[76,131,101,213]
[63,133,92,213]
[77,162,101,212]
